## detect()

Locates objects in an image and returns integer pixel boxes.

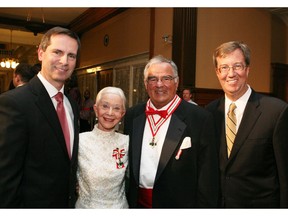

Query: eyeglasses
[218,63,247,74]
[146,75,177,85]
[98,103,124,114]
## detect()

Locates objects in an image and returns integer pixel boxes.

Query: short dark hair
[31,63,41,75]
[39,26,81,57]
[14,63,34,83]
[182,88,192,94]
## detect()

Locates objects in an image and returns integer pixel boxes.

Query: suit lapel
[214,98,228,165]
[155,104,186,183]
[29,77,72,160]
[131,112,146,184]
[67,94,79,162]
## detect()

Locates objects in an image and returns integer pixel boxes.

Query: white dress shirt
[225,85,252,132]
[139,101,173,189]
[37,72,74,156]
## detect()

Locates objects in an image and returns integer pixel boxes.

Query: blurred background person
[30,63,41,76]
[66,73,82,109]
[80,89,95,132]
[12,63,35,87]
[7,80,15,91]
[182,87,197,105]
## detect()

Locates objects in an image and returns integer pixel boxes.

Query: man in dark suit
[206,41,288,208]
[12,63,35,88]
[0,27,81,208]
[124,55,218,208]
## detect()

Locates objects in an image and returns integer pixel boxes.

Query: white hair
[95,86,126,110]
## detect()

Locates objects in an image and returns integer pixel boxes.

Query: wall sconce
[162,34,172,44]
[86,68,97,73]
[86,66,102,74]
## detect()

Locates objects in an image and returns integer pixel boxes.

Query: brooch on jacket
[112,147,126,169]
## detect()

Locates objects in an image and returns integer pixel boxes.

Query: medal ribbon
[146,95,182,139]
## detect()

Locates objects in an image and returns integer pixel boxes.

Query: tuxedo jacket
[0,76,79,208]
[124,100,219,208]
[206,90,288,208]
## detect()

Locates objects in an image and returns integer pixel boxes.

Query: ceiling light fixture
[0,30,19,69]
[0,58,19,69]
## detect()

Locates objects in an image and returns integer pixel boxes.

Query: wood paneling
[272,63,288,102]
[192,88,224,107]
[97,69,113,92]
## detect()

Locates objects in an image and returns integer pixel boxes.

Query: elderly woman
[76,86,129,208]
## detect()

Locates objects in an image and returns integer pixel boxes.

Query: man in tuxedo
[206,41,288,208]
[124,55,218,208]
[0,27,81,208]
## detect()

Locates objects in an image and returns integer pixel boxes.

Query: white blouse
[76,124,129,208]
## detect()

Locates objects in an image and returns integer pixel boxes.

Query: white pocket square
[175,137,192,160]
[180,137,192,149]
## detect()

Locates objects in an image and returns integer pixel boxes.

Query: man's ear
[14,74,21,86]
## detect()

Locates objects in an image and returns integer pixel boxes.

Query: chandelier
[0,30,19,69]
[0,58,19,69]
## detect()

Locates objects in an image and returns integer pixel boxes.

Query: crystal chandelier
[0,30,19,69]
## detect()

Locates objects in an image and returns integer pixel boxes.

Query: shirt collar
[37,72,65,98]
[149,95,178,111]
[225,85,252,114]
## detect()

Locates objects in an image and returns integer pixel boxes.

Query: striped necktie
[226,103,237,158]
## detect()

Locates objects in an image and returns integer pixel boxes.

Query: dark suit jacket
[206,90,288,208]
[124,100,219,208]
[0,76,79,208]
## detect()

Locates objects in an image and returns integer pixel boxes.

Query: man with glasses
[124,55,218,208]
[206,41,288,208]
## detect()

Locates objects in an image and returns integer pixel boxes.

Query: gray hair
[143,55,179,82]
[213,41,251,68]
[95,86,126,111]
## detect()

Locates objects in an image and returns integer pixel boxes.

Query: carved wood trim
[68,8,128,35]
